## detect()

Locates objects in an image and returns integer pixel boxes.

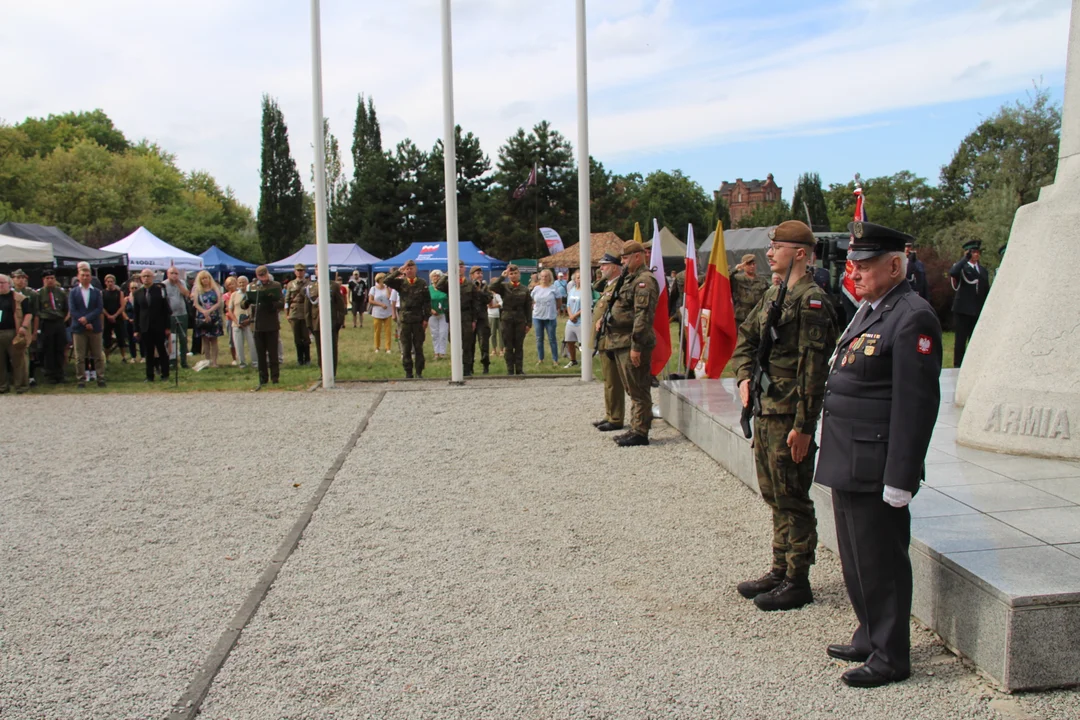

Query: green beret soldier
[731,253,769,327]
[731,220,839,611]
[490,264,532,375]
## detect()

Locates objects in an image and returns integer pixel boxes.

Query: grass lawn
[26,315,957,394]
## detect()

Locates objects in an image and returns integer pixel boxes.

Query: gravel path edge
[164,390,387,720]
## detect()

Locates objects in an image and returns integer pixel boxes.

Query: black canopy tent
[0,222,128,268]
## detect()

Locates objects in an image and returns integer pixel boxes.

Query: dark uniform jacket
[906,258,928,300]
[242,280,284,332]
[385,271,431,323]
[732,275,838,433]
[489,277,532,326]
[815,281,942,495]
[132,284,172,333]
[949,259,989,317]
[606,265,659,352]
[473,281,493,326]
[37,286,67,322]
[593,276,617,352]
[434,275,483,324]
[306,280,347,329]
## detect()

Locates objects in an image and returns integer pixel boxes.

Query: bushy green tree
[627,169,712,240]
[256,95,307,261]
[791,172,829,230]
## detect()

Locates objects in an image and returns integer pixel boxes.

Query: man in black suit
[132,269,172,381]
[904,241,928,301]
[815,221,942,688]
[948,239,989,367]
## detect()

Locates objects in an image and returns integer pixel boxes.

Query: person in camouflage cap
[731,253,769,328]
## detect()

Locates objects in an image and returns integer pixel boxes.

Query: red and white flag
[649,219,671,376]
[841,178,866,305]
[683,224,702,369]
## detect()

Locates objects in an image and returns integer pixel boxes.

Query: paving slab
[911,514,1044,555]
[990,506,1080,545]
[937,482,1075,513]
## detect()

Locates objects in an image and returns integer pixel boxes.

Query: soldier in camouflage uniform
[36,269,68,384]
[490,264,532,375]
[11,269,37,389]
[285,263,312,366]
[469,265,494,374]
[435,261,483,376]
[591,253,625,431]
[732,221,839,611]
[605,241,659,447]
[385,259,431,378]
[731,253,769,328]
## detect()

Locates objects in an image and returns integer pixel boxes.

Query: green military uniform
[731,269,770,327]
[490,275,532,375]
[385,268,431,378]
[285,274,312,365]
[242,278,284,385]
[605,264,659,440]
[306,279,346,376]
[435,272,483,376]
[37,282,67,384]
[593,274,624,426]
[12,274,37,388]
[732,259,838,601]
[472,276,493,373]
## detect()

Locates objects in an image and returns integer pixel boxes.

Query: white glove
[883,485,912,508]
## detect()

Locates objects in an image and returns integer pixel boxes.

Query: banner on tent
[539,228,564,254]
[417,244,440,261]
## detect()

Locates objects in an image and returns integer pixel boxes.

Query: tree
[428,125,493,242]
[310,118,349,243]
[17,109,130,156]
[825,172,937,239]
[627,170,712,240]
[343,94,400,257]
[256,95,307,262]
[734,199,793,229]
[790,172,829,230]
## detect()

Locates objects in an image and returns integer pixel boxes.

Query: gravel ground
[3,382,1078,719]
[196,380,1079,720]
[0,391,379,719]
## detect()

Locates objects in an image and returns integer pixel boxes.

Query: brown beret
[507,263,519,272]
[255,265,269,274]
[470,265,483,273]
[621,241,646,256]
[403,259,417,267]
[294,263,306,271]
[768,220,815,247]
[740,254,756,265]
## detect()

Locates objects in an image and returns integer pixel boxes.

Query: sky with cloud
[1,0,1071,212]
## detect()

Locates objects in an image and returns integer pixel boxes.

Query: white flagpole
[441,0,463,383]
[310,0,333,388]
[575,0,592,382]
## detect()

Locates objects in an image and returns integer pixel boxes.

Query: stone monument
[955,0,1080,459]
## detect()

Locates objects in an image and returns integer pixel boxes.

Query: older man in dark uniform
[592,253,625,431]
[815,221,942,688]
[948,239,989,367]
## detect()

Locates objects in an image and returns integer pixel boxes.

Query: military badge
[809,298,822,309]
[853,221,864,238]
[768,228,776,240]
[917,335,933,355]
[865,346,875,356]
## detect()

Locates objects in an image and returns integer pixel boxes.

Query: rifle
[740,261,794,439]
[594,265,629,355]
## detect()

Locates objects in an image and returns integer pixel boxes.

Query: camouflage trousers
[753,414,818,577]
[613,347,652,437]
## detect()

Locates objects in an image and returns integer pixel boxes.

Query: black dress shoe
[596,421,624,432]
[827,644,870,663]
[615,433,649,447]
[841,664,908,688]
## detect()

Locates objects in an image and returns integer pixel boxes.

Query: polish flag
[649,219,671,376]
[683,224,702,369]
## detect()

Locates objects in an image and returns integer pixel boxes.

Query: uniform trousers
[475,319,491,368]
[458,318,475,372]
[753,414,818,576]
[953,312,978,368]
[290,318,310,364]
[833,488,912,678]
[502,319,526,374]
[254,330,281,384]
[40,319,67,382]
[139,329,170,380]
[400,321,426,376]
[73,331,105,380]
[601,350,625,424]
[0,329,27,392]
[312,326,340,376]
[613,347,652,436]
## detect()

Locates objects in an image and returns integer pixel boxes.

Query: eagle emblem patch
[917,335,933,355]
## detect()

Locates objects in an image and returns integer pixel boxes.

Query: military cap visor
[599,252,621,265]
[470,265,483,274]
[962,240,982,251]
[847,221,916,261]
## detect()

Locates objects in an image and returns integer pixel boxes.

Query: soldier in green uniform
[306,267,347,377]
[385,259,431,378]
[731,253,769,327]
[591,253,625,431]
[490,264,532,375]
[606,241,659,447]
[731,220,839,611]
[11,269,37,389]
[470,265,494,374]
[242,265,285,387]
[285,263,312,366]
[435,261,482,376]
[36,269,68,384]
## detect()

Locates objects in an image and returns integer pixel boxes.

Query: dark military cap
[41,268,55,278]
[768,220,815,246]
[470,265,483,274]
[847,221,915,261]
[962,240,982,252]
[621,241,646,256]
[904,240,915,248]
[11,268,27,278]
[599,252,621,265]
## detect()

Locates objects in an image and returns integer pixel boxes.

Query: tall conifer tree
[256,95,306,261]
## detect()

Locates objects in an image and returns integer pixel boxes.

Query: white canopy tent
[100,226,203,272]
[0,234,55,264]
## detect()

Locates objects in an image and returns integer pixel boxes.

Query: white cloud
[0,0,1070,209]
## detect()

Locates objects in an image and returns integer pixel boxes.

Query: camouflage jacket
[385,271,432,323]
[489,277,532,325]
[593,275,618,352]
[434,275,483,324]
[606,265,659,352]
[732,274,838,433]
[731,270,769,325]
[285,278,311,320]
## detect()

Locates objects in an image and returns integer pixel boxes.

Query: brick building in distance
[716,174,782,225]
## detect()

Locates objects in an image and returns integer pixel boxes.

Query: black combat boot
[737,569,786,599]
[753,575,813,611]
[482,363,489,375]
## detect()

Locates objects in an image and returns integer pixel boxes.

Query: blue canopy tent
[267,243,382,276]
[372,241,507,277]
[199,245,257,280]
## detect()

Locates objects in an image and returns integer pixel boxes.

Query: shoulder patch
[917,335,933,355]
[638,282,646,288]
[808,298,822,309]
